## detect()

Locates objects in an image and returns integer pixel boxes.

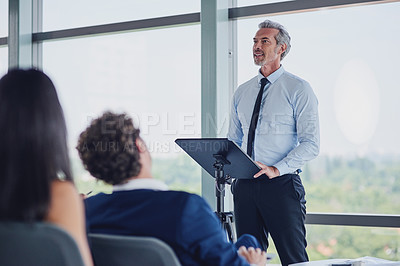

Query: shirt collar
[113,178,169,192]
[258,65,284,84]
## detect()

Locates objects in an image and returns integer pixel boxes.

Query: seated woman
[0,69,93,266]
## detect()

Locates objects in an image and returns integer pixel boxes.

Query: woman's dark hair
[0,68,72,222]
[76,112,142,185]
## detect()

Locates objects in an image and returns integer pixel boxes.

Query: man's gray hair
[258,19,291,60]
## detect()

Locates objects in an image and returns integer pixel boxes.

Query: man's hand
[254,162,280,179]
[238,246,267,266]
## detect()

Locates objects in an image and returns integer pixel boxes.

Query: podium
[175,138,262,242]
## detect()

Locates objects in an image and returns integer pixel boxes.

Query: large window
[0,47,7,77]
[0,0,7,37]
[237,2,400,263]
[43,0,200,31]
[237,1,400,215]
[42,25,202,195]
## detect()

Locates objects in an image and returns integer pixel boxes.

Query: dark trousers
[232,174,308,266]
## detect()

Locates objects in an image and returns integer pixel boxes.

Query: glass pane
[236,0,293,8]
[266,225,400,264]
[237,2,400,214]
[0,47,7,76]
[43,0,200,31]
[0,0,7,37]
[42,25,201,195]
[307,225,400,262]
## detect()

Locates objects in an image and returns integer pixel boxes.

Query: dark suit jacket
[85,189,249,266]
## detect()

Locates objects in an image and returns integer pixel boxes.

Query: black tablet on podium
[175,138,261,179]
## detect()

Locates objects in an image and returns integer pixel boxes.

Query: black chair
[89,233,181,266]
[0,222,85,266]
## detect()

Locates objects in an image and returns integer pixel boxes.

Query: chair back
[89,233,181,266]
[0,222,85,266]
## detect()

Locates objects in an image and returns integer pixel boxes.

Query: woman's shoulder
[51,180,78,197]
[48,180,94,266]
[47,180,82,222]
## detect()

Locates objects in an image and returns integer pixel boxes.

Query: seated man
[77,111,266,266]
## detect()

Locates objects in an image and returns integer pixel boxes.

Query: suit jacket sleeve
[177,194,249,266]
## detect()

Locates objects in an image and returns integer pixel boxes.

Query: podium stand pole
[213,155,236,242]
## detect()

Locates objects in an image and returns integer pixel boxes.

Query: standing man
[228,19,320,266]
